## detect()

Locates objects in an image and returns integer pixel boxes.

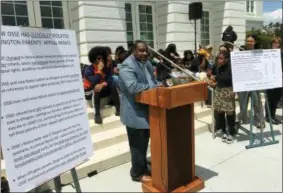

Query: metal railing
[148,46,215,138]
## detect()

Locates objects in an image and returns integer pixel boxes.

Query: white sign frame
[0,26,93,192]
[230,49,282,92]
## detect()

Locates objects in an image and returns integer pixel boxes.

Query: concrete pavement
[60,115,282,192]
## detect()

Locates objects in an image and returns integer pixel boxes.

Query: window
[200,11,210,46]
[1,1,29,26]
[124,2,156,49]
[246,1,255,13]
[125,3,134,49]
[138,4,154,48]
[40,1,64,29]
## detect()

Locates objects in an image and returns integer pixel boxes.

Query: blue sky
[263,1,282,12]
[263,1,282,23]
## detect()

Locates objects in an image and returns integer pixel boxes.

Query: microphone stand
[148,46,214,92]
[153,58,188,85]
[148,46,215,138]
[223,41,245,51]
[148,46,199,81]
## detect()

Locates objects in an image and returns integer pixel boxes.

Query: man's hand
[94,84,104,92]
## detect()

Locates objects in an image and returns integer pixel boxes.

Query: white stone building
[1,0,264,63]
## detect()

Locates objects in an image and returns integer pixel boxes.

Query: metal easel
[237,90,279,149]
[53,168,82,193]
[221,42,279,148]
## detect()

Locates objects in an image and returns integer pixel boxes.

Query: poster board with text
[0,26,93,192]
[230,49,282,92]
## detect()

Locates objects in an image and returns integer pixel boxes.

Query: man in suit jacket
[119,40,158,183]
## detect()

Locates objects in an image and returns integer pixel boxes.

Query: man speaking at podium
[119,40,158,183]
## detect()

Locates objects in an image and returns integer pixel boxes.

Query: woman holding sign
[238,35,265,129]
[265,37,283,125]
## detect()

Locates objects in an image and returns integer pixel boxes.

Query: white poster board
[230,49,282,92]
[0,26,93,192]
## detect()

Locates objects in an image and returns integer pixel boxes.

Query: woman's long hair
[165,44,177,53]
[216,52,230,67]
[271,36,282,50]
[183,50,194,61]
[164,44,179,61]
[88,46,108,65]
[246,34,261,49]
[151,49,164,59]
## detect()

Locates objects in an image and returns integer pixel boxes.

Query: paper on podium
[171,69,194,78]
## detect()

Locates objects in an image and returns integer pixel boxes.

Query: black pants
[205,88,212,105]
[214,111,236,135]
[94,86,120,115]
[265,88,282,119]
[126,127,150,178]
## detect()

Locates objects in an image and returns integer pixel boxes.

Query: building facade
[245,0,264,31]
[1,1,263,63]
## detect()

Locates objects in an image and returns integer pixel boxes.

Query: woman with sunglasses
[84,46,120,124]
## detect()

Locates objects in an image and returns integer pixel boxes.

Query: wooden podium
[136,82,208,192]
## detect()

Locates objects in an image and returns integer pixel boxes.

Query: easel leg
[71,168,82,193]
[54,176,62,193]
[237,92,263,147]
[51,168,81,193]
[245,91,279,149]
[264,91,277,142]
[259,92,264,143]
[238,92,249,125]
[247,92,255,148]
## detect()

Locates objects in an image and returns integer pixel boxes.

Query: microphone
[153,58,188,86]
[148,46,214,91]
[148,46,199,81]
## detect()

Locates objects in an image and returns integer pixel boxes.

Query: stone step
[1,94,268,191]
[0,112,212,192]
[91,126,127,151]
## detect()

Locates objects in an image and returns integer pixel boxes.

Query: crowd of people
[82,36,282,134]
[81,35,282,183]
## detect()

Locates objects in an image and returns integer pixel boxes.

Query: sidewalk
[61,116,282,192]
